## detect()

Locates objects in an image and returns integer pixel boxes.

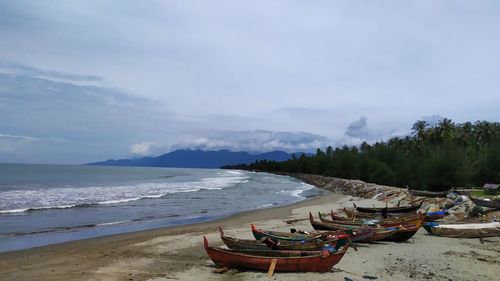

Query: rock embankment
[288,173,492,221]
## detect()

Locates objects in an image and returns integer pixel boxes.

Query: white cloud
[130,142,163,157]
[0,133,37,142]
[421,115,445,127]
[166,130,331,153]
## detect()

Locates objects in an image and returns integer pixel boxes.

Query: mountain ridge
[87,149,307,168]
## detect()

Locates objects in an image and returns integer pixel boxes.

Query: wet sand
[1,192,499,281]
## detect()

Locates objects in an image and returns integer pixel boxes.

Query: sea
[0,163,323,253]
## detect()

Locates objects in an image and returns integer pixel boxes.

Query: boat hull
[469,197,500,209]
[354,201,423,214]
[382,228,419,242]
[409,190,448,198]
[424,222,500,238]
[328,211,424,228]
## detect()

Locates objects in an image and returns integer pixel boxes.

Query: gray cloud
[0,64,332,162]
[344,116,403,142]
[0,61,102,83]
[345,116,368,139]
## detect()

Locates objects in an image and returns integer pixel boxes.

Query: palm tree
[457,122,473,147]
[411,120,428,141]
[474,121,495,146]
[437,118,456,140]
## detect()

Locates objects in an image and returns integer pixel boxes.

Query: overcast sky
[1,1,499,164]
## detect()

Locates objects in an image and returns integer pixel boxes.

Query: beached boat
[343,208,389,219]
[354,201,424,214]
[328,211,380,226]
[381,225,421,242]
[469,196,500,209]
[342,208,444,222]
[204,236,350,272]
[308,213,374,242]
[251,224,343,242]
[409,190,448,198]
[423,222,500,238]
[329,210,424,227]
[322,212,422,242]
[219,227,349,251]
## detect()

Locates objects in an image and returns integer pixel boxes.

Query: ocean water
[0,163,323,252]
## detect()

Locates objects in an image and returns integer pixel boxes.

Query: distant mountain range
[87,149,307,169]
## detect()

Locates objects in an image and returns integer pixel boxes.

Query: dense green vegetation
[225,119,500,191]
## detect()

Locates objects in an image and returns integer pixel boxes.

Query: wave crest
[0,171,250,214]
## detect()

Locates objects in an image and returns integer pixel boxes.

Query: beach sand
[1,191,499,281]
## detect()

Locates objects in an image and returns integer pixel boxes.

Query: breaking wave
[0,173,250,214]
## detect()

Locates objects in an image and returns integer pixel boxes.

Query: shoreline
[1,175,499,281]
[0,169,321,253]
[0,191,346,281]
[0,190,333,256]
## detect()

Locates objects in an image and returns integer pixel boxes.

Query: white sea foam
[0,208,29,214]
[0,171,251,213]
[96,220,131,226]
[274,182,315,199]
[256,203,274,209]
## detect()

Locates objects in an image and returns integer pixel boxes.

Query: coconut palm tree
[411,120,428,141]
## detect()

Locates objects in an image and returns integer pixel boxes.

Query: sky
[1,1,499,164]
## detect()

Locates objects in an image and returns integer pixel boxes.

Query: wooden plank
[267,258,277,278]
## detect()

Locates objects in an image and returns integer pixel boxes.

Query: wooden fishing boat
[381,225,421,242]
[409,190,448,198]
[343,208,443,222]
[310,212,357,231]
[327,211,379,226]
[329,211,424,228]
[343,208,389,219]
[354,201,424,214]
[309,213,374,242]
[469,196,500,209]
[219,227,349,251]
[423,222,500,238]
[323,212,419,242]
[204,236,350,272]
[251,224,343,242]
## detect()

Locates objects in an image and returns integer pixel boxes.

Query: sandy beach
[1,189,499,281]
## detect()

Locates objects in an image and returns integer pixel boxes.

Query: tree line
[224,119,500,191]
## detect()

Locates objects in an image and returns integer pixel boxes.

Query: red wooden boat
[204,236,350,272]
